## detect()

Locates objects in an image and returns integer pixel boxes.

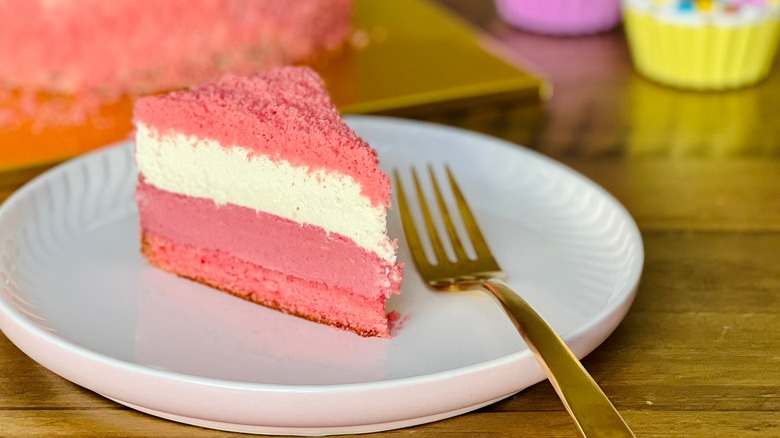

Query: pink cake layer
[136,180,402,300]
[133,67,391,208]
[142,231,392,337]
[0,0,351,94]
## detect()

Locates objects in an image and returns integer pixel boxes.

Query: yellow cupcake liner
[624,8,780,90]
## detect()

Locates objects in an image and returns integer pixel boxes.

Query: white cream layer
[135,123,395,262]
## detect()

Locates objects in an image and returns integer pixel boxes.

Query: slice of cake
[133,67,403,337]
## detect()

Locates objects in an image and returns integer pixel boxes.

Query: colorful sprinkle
[670,0,775,12]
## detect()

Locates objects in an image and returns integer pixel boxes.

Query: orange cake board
[0,0,543,175]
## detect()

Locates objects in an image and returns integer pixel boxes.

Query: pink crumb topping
[134,67,391,208]
[387,311,411,337]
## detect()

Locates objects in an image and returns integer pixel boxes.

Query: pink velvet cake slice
[133,67,403,337]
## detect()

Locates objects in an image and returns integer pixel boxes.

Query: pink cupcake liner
[495,0,622,36]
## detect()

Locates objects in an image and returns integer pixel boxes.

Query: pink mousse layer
[136,180,402,301]
[0,0,351,94]
[142,232,392,337]
[133,67,391,208]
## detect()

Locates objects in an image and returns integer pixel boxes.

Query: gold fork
[394,165,635,438]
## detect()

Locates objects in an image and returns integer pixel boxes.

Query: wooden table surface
[2,1,779,437]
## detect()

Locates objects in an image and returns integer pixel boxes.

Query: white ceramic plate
[0,116,643,435]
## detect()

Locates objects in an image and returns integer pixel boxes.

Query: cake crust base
[141,232,391,337]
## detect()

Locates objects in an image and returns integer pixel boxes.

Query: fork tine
[428,165,470,262]
[394,170,429,266]
[445,165,494,260]
[412,167,451,265]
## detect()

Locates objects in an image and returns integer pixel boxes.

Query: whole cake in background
[134,67,403,338]
[623,0,780,90]
[0,0,351,95]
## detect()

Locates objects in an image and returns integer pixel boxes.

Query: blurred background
[1,1,779,436]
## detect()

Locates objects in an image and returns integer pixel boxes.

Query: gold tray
[0,0,543,175]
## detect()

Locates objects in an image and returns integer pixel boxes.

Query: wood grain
[2,1,780,436]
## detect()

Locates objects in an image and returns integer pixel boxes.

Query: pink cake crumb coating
[143,232,393,338]
[0,0,351,94]
[133,67,390,208]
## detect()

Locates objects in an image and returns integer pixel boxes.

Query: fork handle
[480,279,635,438]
